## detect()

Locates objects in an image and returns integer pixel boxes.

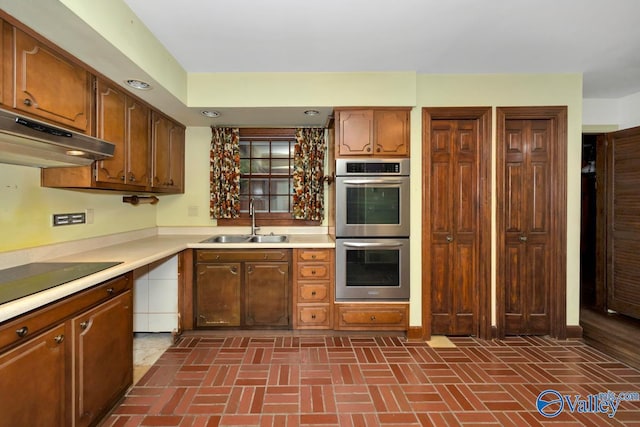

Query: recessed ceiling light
[201,110,221,118]
[304,109,320,116]
[125,79,152,90]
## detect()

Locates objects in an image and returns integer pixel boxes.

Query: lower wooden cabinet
[0,324,67,427]
[73,290,132,427]
[334,303,408,331]
[293,248,334,329]
[195,250,291,329]
[0,273,133,427]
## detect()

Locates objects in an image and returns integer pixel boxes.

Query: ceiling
[122,0,640,101]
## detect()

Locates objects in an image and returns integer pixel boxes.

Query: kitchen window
[217,128,319,226]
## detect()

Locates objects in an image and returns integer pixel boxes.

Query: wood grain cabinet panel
[244,262,290,327]
[0,324,67,427]
[152,112,185,193]
[9,27,91,132]
[335,108,410,158]
[0,273,132,427]
[335,303,408,331]
[293,248,334,329]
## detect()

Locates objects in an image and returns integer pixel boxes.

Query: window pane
[239,179,249,195]
[270,196,289,213]
[250,179,268,196]
[239,142,250,158]
[239,196,249,212]
[271,159,291,175]
[270,178,289,194]
[272,141,290,158]
[251,159,269,174]
[252,196,268,212]
[251,142,269,158]
[240,159,249,174]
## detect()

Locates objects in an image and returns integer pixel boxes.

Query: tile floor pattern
[103,334,640,426]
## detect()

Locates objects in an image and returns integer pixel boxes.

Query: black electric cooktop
[0,261,122,306]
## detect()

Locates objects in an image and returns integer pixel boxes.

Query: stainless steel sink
[200,235,251,243]
[200,234,288,244]
[248,234,288,243]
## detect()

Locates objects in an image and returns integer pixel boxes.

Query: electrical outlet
[52,212,86,226]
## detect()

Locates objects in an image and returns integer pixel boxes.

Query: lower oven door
[335,238,410,301]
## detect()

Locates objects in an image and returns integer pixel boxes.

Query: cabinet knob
[15,326,29,338]
[129,173,136,183]
[519,235,528,242]
[311,254,317,259]
[106,287,114,295]
[370,315,376,321]
[80,321,89,330]
[247,266,253,273]
[376,147,381,152]
[446,235,454,243]
[230,266,238,274]
[311,314,316,319]
[311,291,317,296]
[366,147,371,152]
[311,270,316,275]
[120,175,125,181]
[54,335,65,344]
[23,98,32,107]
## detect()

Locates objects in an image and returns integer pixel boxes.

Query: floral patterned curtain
[293,128,326,221]
[210,127,240,219]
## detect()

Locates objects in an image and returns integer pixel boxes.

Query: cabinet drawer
[335,304,408,330]
[297,264,330,280]
[197,249,289,263]
[298,282,330,303]
[297,249,332,262]
[0,273,131,352]
[296,306,331,327]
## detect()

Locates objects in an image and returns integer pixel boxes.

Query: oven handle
[342,242,404,248]
[341,179,405,185]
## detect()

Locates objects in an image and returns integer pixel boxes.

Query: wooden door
[374,109,409,156]
[429,119,479,335]
[244,262,290,327]
[96,80,127,184]
[12,28,91,132]
[502,119,552,335]
[604,126,640,318]
[497,107,567,338]
[422,107,491,340]
[73,291,132,427]
[196,263,241,327]
[126,97,150,187]
[0,324,67,427]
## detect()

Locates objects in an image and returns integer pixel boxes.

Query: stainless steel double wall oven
[335,158,410,300]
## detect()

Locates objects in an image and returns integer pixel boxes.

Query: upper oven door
[336,175,410,237]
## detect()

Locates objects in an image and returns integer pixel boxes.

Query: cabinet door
[245,262,290,327]
[126,97,150,187]
[0,324,67,427]
[73,291,132,427]
[152,113,185,193]
[374,109,409,156]
[95,79,127,184]
[12,28,91,132]
[196,263,241,327]
[337,110,374,156]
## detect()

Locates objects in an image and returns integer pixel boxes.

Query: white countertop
[0,231,334,323]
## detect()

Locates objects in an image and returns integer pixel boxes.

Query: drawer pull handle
[311,314,316,319]
[311,270,316,275]
[311,255,316,259]
[311,291,317,296]
[106,287,114,295]
[16,326,29,338]
[370,316,376,321]
[80,321,89,330]
[54,335,65,344]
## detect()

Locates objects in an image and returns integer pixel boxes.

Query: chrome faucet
[249,197,260,236]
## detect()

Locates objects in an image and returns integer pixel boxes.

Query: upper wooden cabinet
[95,79,150,190]
[335,108,410,157]
[4,26,92,133]
[152,111,185,193]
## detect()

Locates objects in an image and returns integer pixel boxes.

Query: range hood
[0,108,115,168]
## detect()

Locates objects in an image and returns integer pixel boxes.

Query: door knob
[446,235,454,243]
[519,235,528,242]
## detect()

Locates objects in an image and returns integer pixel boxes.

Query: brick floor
[101,335,640,426]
